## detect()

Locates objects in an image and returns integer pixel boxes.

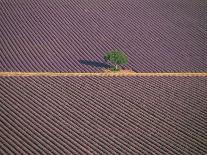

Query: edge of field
[0,72,207,77]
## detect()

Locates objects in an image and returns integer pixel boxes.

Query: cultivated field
[1,0,207,154]
[1,76,207,154]
[0,0,206,72]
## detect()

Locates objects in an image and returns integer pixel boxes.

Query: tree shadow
[79,60,111,68]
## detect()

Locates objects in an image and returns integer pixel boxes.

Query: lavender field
[1,0,207,154]
[1,0,207,72]
[1,76,207,154]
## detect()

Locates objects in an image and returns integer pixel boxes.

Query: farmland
[1,76,207,154]
[0,0,207,72]
[1,0,207,154]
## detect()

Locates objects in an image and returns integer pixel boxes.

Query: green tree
[104,49,128,71]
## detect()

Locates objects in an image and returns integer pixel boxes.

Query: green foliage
[104,49,128,68]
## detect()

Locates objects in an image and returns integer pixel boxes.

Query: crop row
[1,76,207,154]
[1,0,207,72]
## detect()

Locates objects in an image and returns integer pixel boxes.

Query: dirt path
[0,72,207,77]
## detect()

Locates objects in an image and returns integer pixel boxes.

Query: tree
[104,49,128,71]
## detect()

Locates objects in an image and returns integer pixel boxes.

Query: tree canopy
[104,49,128,70]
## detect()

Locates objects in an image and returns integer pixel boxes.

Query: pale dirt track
[1,72,207,77]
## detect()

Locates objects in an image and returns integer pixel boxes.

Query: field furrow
[1,0,206,72]
[1,76,207,154]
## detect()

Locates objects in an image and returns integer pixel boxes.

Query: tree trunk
[115,64,118,70]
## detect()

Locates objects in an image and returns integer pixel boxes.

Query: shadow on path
[79,60,111,68]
